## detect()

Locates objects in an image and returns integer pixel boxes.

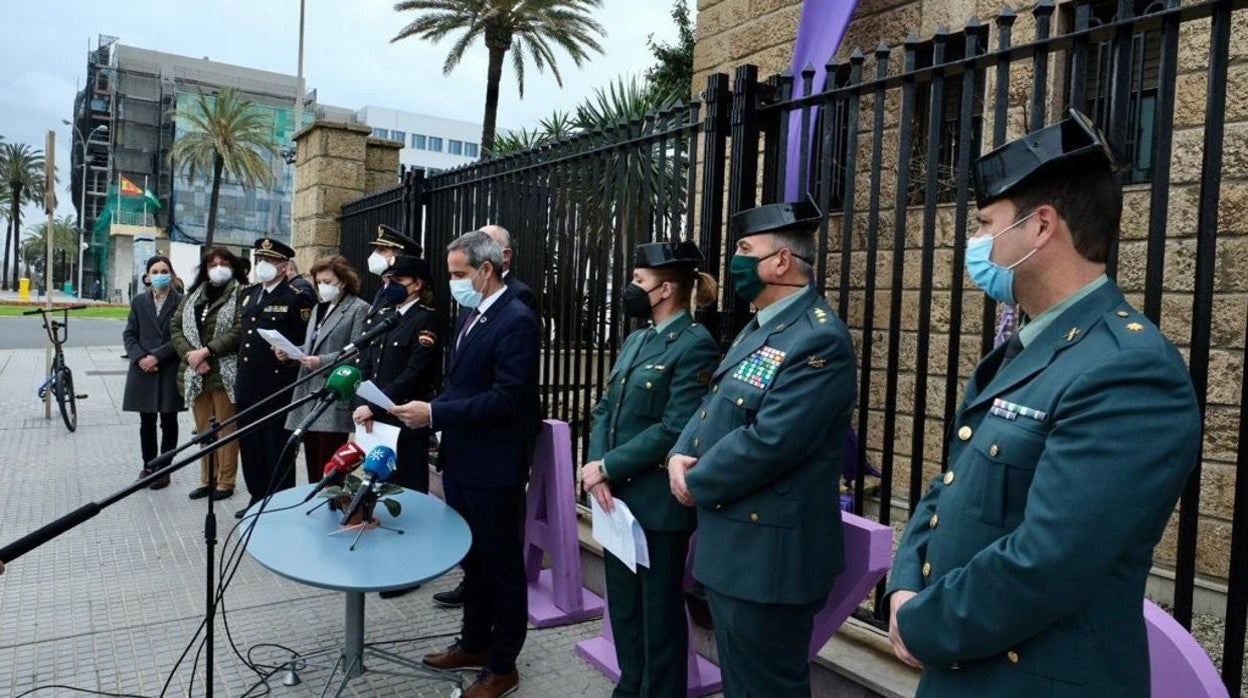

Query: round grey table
[243,484,471,697]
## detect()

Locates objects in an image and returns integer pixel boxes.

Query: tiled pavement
[0,346,614,697]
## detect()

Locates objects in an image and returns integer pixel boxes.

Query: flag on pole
[119,176,143,197]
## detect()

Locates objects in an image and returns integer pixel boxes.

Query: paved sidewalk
[0,346,614,697]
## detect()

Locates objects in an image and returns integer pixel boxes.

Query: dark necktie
[998,332,1025,373]
[456,309,481,350]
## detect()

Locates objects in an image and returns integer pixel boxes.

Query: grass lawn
[0,304,130,319]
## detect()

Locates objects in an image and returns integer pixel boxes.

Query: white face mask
[207,266,233,286]
[367,251,390,276]
[254,260,279,283]
[317,282,341,304]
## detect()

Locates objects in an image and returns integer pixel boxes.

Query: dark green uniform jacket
[588,313,719,532]
[673,287,857,605]
[888,281,1200,697]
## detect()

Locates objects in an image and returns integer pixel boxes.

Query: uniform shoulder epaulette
[240,282,260,292]
[811,305,831,326]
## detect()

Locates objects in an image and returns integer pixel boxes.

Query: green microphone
[292,365,362,437]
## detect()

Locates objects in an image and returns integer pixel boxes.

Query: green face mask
[730,250,781,303]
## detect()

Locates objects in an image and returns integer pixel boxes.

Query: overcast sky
[0,0,687,227]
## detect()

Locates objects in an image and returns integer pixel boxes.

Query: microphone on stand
[302,442,367,504]
[341,312,402,356]
[340,446,396,526]
[290,365,363,439]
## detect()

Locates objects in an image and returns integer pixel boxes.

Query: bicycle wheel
[54,368,78,432]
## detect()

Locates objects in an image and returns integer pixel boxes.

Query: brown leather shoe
[462,669,519,698]
[421,641,487,671]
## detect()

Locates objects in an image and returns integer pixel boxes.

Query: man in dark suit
[479,224,536,311]
[234,238,316,519]
[430,223,539,612]
[390,231,540,698]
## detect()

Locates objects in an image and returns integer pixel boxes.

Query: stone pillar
[364,136,402,193]
[291,120,371,273]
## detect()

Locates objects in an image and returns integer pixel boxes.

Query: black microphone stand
[0,320,396,697]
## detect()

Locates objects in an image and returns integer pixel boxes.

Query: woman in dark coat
[123,255,186,489]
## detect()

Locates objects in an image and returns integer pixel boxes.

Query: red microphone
[302,442,366,503]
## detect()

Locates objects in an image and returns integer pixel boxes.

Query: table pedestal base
[288,591,465,697]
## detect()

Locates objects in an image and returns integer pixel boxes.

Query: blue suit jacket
[432,285,541,488]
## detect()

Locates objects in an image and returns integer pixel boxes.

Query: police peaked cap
[973,108,1119,205]
[633,241,704,270]
[386,254,432,282]
[253,237,295,260]
[374,224,423,256]
[730,201,822,242]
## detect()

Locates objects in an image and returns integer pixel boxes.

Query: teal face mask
[729,249,781,303]
[965,212,1037,305]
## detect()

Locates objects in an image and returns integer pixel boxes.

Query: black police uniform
[235,238,316,511]
[354,254,441,494]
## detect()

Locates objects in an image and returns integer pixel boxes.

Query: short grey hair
[771,231,815,275]
[479,224,515,255]
[448,230,504,271]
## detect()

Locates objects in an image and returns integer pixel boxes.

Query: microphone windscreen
[324,441,366,475]
[324,365,362,401]
[363,446,397,480]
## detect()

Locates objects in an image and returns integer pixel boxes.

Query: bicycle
[23,304,89,432]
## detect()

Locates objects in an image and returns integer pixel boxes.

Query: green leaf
[378,484,404,496]
[318,486,344,499]
[345,474,363,488]
[382,498,402,518]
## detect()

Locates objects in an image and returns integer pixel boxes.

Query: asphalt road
[0,317,128,350]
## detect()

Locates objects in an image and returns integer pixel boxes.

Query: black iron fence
[340,0,1248,689]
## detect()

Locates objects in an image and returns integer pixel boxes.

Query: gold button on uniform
[693,437,700,447]
[712,385,718,393]
[989,444,999,457]
[1117,310,1130,317]
[701,411,707,420]
[922,562,932,577]
[929,514,939,528]
[958,426,972,441]
[1007,651,1020,664]
[736,397,745,406]
[749,513,759,522]
[943,471,955,485]
[645,381,653,390]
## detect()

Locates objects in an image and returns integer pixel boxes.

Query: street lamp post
[64,120,107,298]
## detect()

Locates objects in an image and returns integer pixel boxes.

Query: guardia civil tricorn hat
[633,241,704,270]
[729,201,822,242]
[973,108,1119,205]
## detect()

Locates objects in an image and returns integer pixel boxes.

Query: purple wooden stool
[523,419,604,627]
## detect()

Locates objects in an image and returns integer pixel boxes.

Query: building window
[391,130,407,145]
[372,128,389,139]
[448,140,464,155]
[412,134,426,150]
[907,30,987,205]
[465,143,479,158]
[428,136,443,152]
[1063,0,1163,183]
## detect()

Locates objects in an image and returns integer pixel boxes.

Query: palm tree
[22,215,79,283]
[1,143,47,291]
[391,0,606,155]
[169,88,277,249]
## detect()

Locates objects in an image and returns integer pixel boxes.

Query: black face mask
[622,282,662,319]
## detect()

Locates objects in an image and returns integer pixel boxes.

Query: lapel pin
[1065,327,1080,342]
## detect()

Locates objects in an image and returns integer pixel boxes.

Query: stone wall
[290,122,403,273]
[693,0,1248,596]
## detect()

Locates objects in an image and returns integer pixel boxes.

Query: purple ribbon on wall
[785,0,861,201]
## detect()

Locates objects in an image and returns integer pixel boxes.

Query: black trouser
[442,474,527,674]
[237,397,297,502]
[139,411,179,466]
[390,424,430,493]
[705,587,823,697]
[605,529,691,698]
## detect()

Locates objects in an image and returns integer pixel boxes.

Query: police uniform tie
[998,332,1024,373]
